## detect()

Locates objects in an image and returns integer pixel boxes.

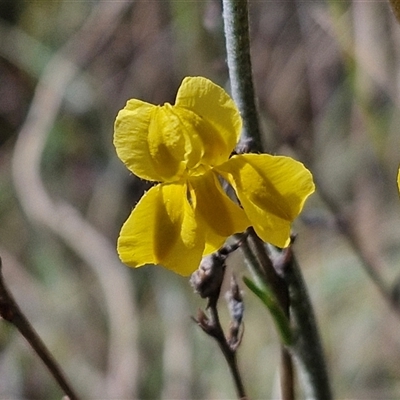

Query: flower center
[185,163,211,178]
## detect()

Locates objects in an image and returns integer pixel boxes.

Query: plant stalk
[222,1,332,398]
[222,0,263,152]
[283,249,332,400]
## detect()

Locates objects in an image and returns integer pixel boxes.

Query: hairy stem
[0,258,80,400]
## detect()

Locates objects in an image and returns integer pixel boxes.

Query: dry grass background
[1,0,400,398]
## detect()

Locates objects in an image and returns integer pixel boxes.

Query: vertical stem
[248,231,295,400]
[240,231,295,399]
[222,0,263,152]
[222,2,332,399]
[283,251,332,400]
[280,348,295,400]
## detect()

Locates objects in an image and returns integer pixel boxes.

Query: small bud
[190,239,245,302]
[225,275,244,350]
[226,275,244,325]
[190,254,226,300]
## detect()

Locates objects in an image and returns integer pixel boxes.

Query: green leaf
[243,276,293,346]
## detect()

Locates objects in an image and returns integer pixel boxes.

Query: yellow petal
[117,183,204,276]
[216,154,315,248]
[176,77,242,166]
[114,100,188,182]
[189,171,250,254]
[398,167,400,193]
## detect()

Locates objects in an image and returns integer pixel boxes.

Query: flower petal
[216,154,315,247]
[117,183,204,276]
[114,100,188,182]
[189,171,250,254]
[398,167,400,193]
[176,77,241,166]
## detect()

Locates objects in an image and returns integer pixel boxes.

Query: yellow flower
[114,77,315,276]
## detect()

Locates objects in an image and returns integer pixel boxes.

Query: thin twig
[0,258,80,400]
[317,183,400,316]
[194,302,247,399]
[208,299,247,400]
[10,2,139,397]
[191,249,247,399]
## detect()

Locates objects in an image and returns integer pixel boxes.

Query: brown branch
[10,2,139,397]
[0,257,80,400]
[195,301,247,400]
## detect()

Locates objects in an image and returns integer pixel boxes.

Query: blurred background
[1,0,400,398]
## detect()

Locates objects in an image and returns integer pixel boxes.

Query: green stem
[243,276,293,346]
[283,250,332,400]
[223,1,332,398]
[238,233,294,399]
[222,0,263,152]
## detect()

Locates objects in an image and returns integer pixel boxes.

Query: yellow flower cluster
[114,77,315,275]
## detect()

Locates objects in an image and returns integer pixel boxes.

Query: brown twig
[0,257,80,400]
[280,347,295,400]
[10,2,139,397]
[197,299,247,400]
[191,247,247,399]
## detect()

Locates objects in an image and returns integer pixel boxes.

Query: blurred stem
[222,0,262,152]
[0,258,80,400]
[281,347,295,400]
[317,184,400,317]
[389,0,400,24]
